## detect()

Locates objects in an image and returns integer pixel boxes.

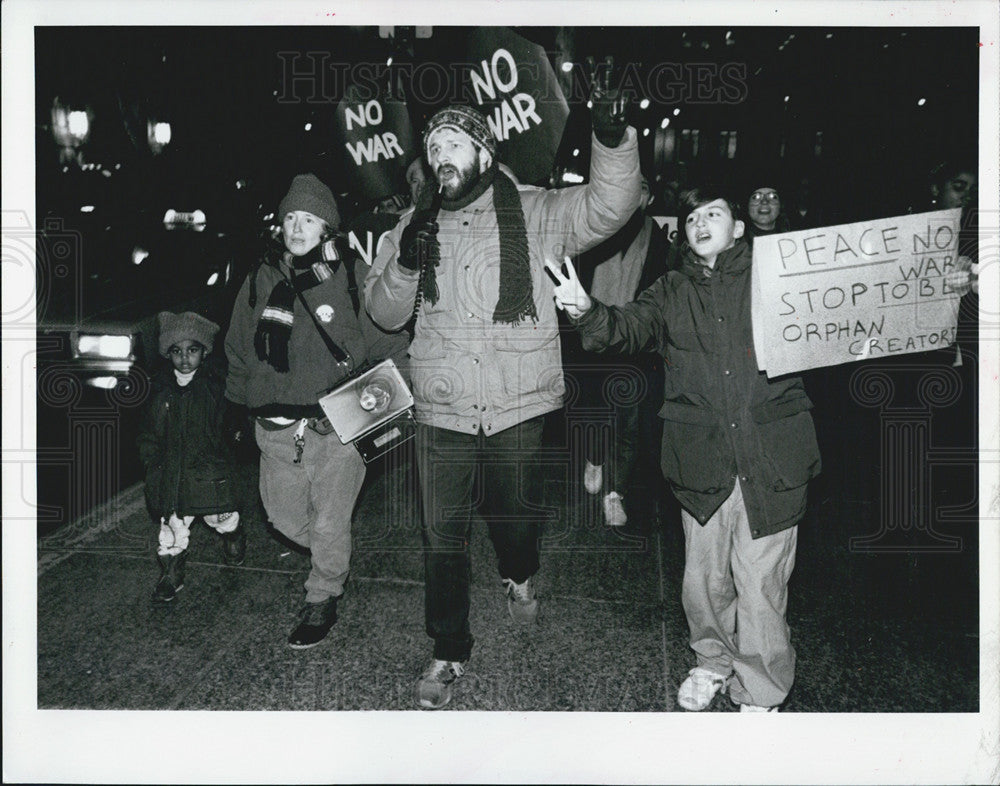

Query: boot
[152,551,187,604]
[287,595,339,649]
[220,523,247,566]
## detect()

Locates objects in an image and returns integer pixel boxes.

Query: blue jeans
[416,418,544,662]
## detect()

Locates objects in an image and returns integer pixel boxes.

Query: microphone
[410,184,444,324]
[428,182,444,220]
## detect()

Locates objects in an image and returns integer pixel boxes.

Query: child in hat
[137,310,245,604]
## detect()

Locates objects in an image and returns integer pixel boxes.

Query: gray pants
[680,479,798,707]
[256,421,366,603]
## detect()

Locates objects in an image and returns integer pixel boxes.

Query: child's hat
[157,311,220,357]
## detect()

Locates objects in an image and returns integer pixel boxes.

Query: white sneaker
[415,659,467,710]
[739,703,779,712]
[602,491,628,527]
[502,576,539,624]
[677,667,729,711]
[583,460,603,495]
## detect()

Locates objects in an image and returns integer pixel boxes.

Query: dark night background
[35,25,978,224]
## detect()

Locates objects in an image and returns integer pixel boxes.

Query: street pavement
[37,414,980,713]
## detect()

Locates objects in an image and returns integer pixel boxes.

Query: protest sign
[464,28,569,184]
[652,216,678,245]
[751,209,963,377]
[334,83,416,202]
[343,211,401,268]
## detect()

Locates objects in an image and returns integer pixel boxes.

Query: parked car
[36,176,262,393]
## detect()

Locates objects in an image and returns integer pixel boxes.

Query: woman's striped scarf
[253,240,340,372]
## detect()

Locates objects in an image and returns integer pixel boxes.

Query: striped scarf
[253,240,339,372]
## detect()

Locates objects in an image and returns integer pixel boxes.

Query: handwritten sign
[464,28,568,184]
[335,84,415,201]
[751,209,963,377]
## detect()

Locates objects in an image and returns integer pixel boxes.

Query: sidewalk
[37,451,979,712]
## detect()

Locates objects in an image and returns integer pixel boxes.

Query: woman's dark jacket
[137,360,238,518]
[573,239,821,537]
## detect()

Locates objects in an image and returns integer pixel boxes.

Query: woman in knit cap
[223,173,407,649]
[138,310,244,604]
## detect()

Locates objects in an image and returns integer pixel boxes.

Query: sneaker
[502,576,539,625]
[602,491,628,527]
[287,596,339,649]
[739,702,780,712]
[677,667,729,711]
[583,460,603,495]
[220,525,247,566]
[415,659,466,710]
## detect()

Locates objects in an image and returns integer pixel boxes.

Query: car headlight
[77,334,132,359]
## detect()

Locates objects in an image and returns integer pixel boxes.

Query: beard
[435,158,480,201]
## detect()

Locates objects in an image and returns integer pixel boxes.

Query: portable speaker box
[318,359,416,463]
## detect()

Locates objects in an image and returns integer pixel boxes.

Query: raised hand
[545,256,592,318]
[587,55,628,148]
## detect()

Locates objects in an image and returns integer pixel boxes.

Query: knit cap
[277,174,341,230]
[423,105,497,158]
[158,311,220,357]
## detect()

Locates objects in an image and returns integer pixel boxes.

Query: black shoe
[221,524,247,566]
[287,596,339,649]
[152,552,187,604]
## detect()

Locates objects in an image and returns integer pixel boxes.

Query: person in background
[573,175,670,528]
[548,185,822,712]
[928,159,980,366]
[405,157,430,207]
[138,311,245,604]
[224,173,406,650]
[744,183,791,244]
[365,101,640,710]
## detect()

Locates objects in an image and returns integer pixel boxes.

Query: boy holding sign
[547,186,821,712]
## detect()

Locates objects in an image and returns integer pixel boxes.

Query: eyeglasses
[750,191,780,203]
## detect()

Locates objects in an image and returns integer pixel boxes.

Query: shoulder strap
[337,236,361,317]
[278,265,353,368]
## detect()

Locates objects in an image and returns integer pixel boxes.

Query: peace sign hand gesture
[544,256,592,319]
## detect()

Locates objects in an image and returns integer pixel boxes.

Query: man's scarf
[414,161,536,325]
[253,241,340,372]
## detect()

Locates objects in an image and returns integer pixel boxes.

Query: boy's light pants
[680,479,798,708]
[256,421,366,604]
[158,512,239,556]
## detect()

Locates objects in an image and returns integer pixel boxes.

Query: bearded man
[364,101,639,709]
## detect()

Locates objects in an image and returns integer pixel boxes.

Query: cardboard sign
[464,28,569,184]
[751,209,963,377]
[334,84,416,201]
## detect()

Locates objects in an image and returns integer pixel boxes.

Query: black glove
[398,209,439,271]
[223,400,255,461]
[591,90,628,148]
